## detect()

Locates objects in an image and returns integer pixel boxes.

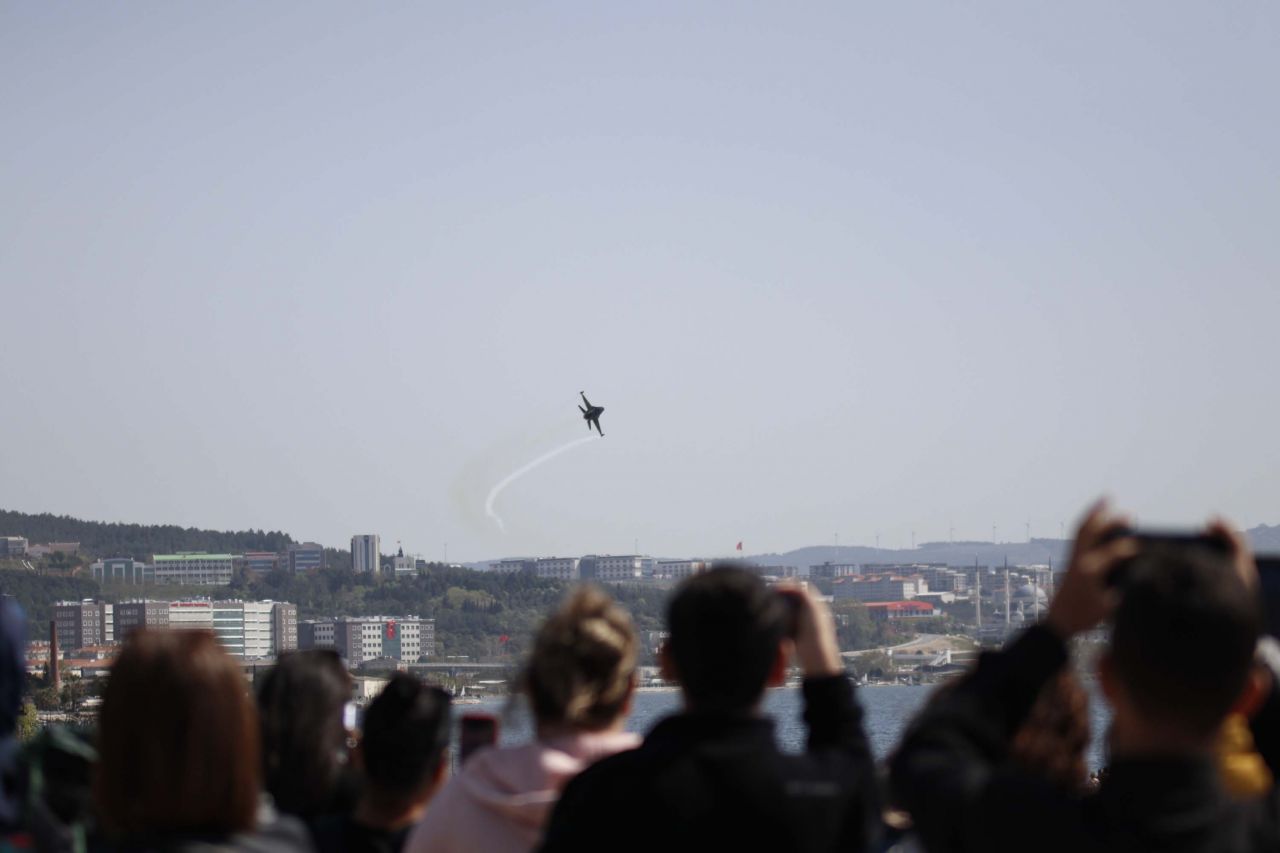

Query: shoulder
[551,744,649,821]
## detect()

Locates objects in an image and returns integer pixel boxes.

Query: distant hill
[753,524,1280,570]
[0,509,294,561]
[1249,524,1280,553]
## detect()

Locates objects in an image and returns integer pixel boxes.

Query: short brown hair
[94,630,261,837]
[524,585,636,730]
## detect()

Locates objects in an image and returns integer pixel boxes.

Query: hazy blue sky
[3,3,1277,562]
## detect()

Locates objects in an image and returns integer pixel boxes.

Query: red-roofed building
[863,601,939,622]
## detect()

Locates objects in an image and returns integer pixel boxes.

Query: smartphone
[1101,528,1232,588]
[459,713,498,763]
[777,589,805,639]
[342,701,358,732]
[1256,556,1280,637]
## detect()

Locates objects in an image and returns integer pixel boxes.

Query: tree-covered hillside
[0,570,101,638]
[0,509,294,560]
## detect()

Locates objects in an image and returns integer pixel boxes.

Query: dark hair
[667,565,787,712]
[256,649,354,818]
[1110,546,1261,736]
[94,630,260,837]
[1011,671,1091,792]
[524,585,637,731]
[362,674,452,798]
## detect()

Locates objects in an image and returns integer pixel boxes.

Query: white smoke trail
[484,435,597,533]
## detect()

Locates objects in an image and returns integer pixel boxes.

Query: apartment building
[52,600,114,650]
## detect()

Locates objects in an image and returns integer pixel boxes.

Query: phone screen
[459,713,498,763]
[1256,556,1280,637]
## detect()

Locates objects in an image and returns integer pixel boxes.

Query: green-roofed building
[152,552,236,586]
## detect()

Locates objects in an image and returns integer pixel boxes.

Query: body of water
[473,683,1110,769]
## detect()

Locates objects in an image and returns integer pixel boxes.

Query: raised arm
[889,501,1136,853]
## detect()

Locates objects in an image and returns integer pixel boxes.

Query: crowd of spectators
[0,499,1277,852]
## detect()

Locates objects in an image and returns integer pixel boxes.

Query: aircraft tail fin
[578,405,586,414]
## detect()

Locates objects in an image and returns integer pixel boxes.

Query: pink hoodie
[404,730,641,853]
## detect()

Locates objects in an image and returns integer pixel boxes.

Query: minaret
[974,561,982,630]
[49,619,61,692]
[1003,558,1011,634]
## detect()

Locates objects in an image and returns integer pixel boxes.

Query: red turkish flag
[736,542,743,552]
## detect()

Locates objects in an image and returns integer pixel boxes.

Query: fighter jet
[578,391,605,436]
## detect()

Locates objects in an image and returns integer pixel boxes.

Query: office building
[535,558,580,580]
[139,600,297,658]
[580,555,644,582]
[53,600,114,650]
[212,601,275,659]
[286,542,325,573]
[491,559,534,574]
[0,537,27,557]
[114,600,170,638]
[809,562,862,580]
[864,601,940,621]
[299,620,335,649]
[654,560,707,580]
[300,616,435,664]
[239,552,282,576]
[167,600,214,630]
[351,535,380,574]
[91,558,154,585]
[831,575,929,602]
[153,553,235,586]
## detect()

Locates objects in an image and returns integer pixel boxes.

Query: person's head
[523,585,637,733]
[256,649,355,818]
[663,566,789,713]
[358,674,452,819]
[1011,671,1091,792]
[1101,544,1263,742]
[94,630,260,838]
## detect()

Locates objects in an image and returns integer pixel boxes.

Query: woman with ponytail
[405,585,639,853]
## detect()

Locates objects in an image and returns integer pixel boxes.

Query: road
[841,633,975,658]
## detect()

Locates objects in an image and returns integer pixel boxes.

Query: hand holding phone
[777,585,842,678]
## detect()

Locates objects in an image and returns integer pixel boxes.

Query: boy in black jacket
[539,567,878,853]
[891,500,1280,853]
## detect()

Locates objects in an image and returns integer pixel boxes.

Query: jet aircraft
[579,391,604,436]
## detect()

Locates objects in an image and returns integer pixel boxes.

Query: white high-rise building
[351,535,380,574]
[212,601,276,659]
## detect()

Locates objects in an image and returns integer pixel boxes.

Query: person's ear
[659,642,678,683]
[1232,663,1271,719]
[766,642,788,689]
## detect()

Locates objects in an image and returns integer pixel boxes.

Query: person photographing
[891,500,1280,852]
